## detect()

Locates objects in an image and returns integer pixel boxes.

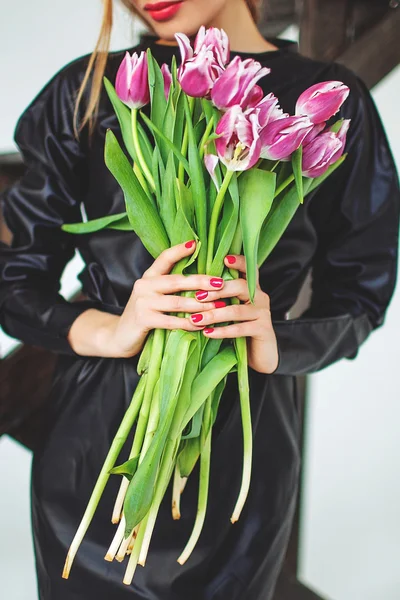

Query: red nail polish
[191,313,203,323]
[185,240,195,248]
[226,255,236,264]
[210,277,223,288]
[196,290,208,301]
[214,301,226,308]
[204,328,214,334]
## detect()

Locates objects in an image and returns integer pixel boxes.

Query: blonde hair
[73,0,262,141]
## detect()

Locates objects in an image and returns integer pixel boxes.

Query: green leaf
[330,118,344,134]
[210,174,239,277]
[257,177,313,267]
[109,456,140,481]
[62,212,131,234]
[239,169,277,302]
[292,146,304,204]
[178,437,201,478]
[140,111,190,176]
[103,77,136,162]
[161,153,178,241]
[147,50,168,132]
[105,129,169,258]
[182,403,205,440]
[181,346,237,431]
[183,94,208,272]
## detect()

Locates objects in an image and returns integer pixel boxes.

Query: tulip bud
[161,63,172,100]
[295,81,350,124]
[259,115,314,161]
[302,130,345,178]
[175,33,224,97]
[194,25,230,68]
[115,51,150,109]
[211,56,271,111]
[215,105,261,171]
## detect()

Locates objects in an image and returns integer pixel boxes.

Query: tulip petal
[175,32,194,64]
[204,154,220,191]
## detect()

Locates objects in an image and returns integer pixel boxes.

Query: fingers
[135,274,225,295]
[142,240,196,279]
[194,278,267,304]
[147,294,218,314]
[202,321,258,339]
[224,254,260,287]
[188,303,259,328]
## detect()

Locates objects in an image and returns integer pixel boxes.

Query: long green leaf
[62,212,132,234]
[183,94,208,272]
[181,347,237,431]
[140,111,190,175]
[105,129,169,258]
[239,169,276,302]
[257,177,313,267]
[147,50,168,162]
[103,77,136,162]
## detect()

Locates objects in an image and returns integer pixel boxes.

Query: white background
[0,8,399,600]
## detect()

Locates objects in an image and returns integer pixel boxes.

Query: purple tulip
[175,33,224,97]
[161,63,172,100]
[115,51,150,109]
[259,115,314,161]
[296,81,350,124]
[194,25,230,68]
[250,92,285,127]
[211,56,271,111]
[215,105,261,171]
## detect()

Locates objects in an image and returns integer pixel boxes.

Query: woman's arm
[0,61,101,354]
[268,64,400,375]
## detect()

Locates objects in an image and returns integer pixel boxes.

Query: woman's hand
[108,240,227,358]
[191,255,279,374]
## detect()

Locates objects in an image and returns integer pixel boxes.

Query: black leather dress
[0,37,399,600]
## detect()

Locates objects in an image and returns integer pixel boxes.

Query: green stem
[199,115,215,160]
[178,96,194,182]
[206,169,234,273]
[62,374,146,579]
[133,161,150,198]
[274,173,295,198]
[231,335,252,524]
[177,396,212,565]
[131,108,155,191]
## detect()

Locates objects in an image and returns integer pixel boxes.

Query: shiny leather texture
[0,37,399,600]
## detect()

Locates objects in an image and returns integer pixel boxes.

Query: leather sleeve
[0,64,96,355]
[270,65,400,376]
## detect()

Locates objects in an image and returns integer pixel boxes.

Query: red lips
[144,1,183,22]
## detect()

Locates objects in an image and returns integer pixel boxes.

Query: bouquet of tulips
[62,27,350,585]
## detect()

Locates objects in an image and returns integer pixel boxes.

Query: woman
[0,0,399,598]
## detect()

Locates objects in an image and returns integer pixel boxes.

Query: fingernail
[196,290,208,301]
[214,301,226,308]
[204,328,214,334]
[191,313,203,323]
[226,255,236,264]
[185,240,195,248]
[210,277,223,288]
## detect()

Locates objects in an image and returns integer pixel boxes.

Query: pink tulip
[302,122,326,147]
[211,56,271,111]
[115,51,150,109]
[249,92,285,127]
[302,133,342,178]
[295,81,350,124]
[215,105,261,171]
[259,115,314,161]
[194,26,230,68]
[175,33,224,97]
[161,63,172,100]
